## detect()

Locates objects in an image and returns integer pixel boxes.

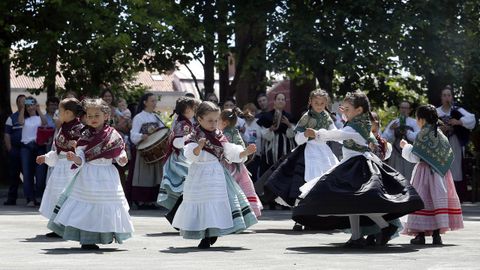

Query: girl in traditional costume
[292,91,424,248]
[266,89,339,230]
[157,97,199,219]
[220,108,263,217]
[36,98,84,238]
[48,99,133,250]
[172,101,257,249]
[401,104,464,245]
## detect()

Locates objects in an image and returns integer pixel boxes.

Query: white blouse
[21,116,42,144]
[382,116,420,142]
[315,126,369,160]
[130,111,165,145]
[184,142,247,164]
[436,106,476,130]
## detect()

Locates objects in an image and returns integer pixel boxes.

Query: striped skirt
[402,162,464,236]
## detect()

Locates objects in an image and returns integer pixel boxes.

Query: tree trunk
[202,0,216,97]
[217,0,229,104]
[0,46,12,184]
[314,64,334,95]
[45,46,57,98]
[231,0,270,108]
[290,76,316,121]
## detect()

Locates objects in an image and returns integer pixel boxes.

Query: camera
[25,99,36,105]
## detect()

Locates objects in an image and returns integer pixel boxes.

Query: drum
[137,127,171,164]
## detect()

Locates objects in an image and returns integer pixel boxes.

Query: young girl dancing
[220,108,263,217]
[48,98,134,250]
[172,101,257,249]
[36,98,84,237]
[292,90,424,248]
[266,89,339,230]
[400,104,463,245]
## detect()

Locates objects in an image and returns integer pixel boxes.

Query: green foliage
[157,111,174,129]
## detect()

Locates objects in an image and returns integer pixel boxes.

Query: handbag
[36,126,55,145]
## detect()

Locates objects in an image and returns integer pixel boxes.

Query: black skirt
[292,155,424,230]
[265,144,306,206]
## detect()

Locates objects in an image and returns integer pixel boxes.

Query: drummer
[127,93,165,209]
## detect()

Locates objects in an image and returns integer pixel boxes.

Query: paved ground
[0,203,479,270]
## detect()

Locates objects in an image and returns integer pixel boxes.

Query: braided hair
[416,104,440,136]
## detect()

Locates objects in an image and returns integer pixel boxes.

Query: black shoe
[432,234,443,245]
[292,223,303,231]
[366,235,376,246]
[209,237,218,246]
[379,224,397,246]
[344,237,366,248]
[3,200,16,206]
[410,233,426,245]
[45,232,61,238]
[81,244,99,250]
[268,203,277,210]
[198,238,210,249]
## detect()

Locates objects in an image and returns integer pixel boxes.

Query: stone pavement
[0,203,479,270]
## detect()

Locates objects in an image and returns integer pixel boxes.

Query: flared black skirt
[292,155,424,230]
[265,144,306,206]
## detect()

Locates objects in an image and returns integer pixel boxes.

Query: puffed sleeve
[401,144,421,163]
[406,118,420,142]
[130,113,144,145]
[74,146,87,167]
[184,143,200,163]
[223,142,247,163]
[114,150,128,167]
[382,120,395,142]
[458,108,476,130]
[315,126,365,143]
[295,132,308,145]
[44,150,59,167]
[384,142,393,160]
[172,137,186,149]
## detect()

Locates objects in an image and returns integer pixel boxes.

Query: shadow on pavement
[42,248,127,254]
[145,232,179,237]
[21,234,65,243]
[286,243,457,254]
[253,228,336,235]
[160,246,250,254]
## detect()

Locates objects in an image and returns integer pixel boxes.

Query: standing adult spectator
[382,101,420,180]
[257,93,295,209]
[19,97,48,206]
[126,93,165,209]
[437,86,476,202]
[100,89,117,126]
[257,93,296,175]
[256,93,269,116]
[3,95,26,205]
[205,93,219,105]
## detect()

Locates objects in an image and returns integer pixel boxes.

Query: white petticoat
[39,156,77,219]
[172,161,233,231]
[53,158,134,233]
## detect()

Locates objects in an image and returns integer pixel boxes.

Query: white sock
[367,214,389,229]
[349,215,361,240]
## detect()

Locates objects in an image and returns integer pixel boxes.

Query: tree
[396,0,465,106]
[267,0,404,109]
[0,0,32,181]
